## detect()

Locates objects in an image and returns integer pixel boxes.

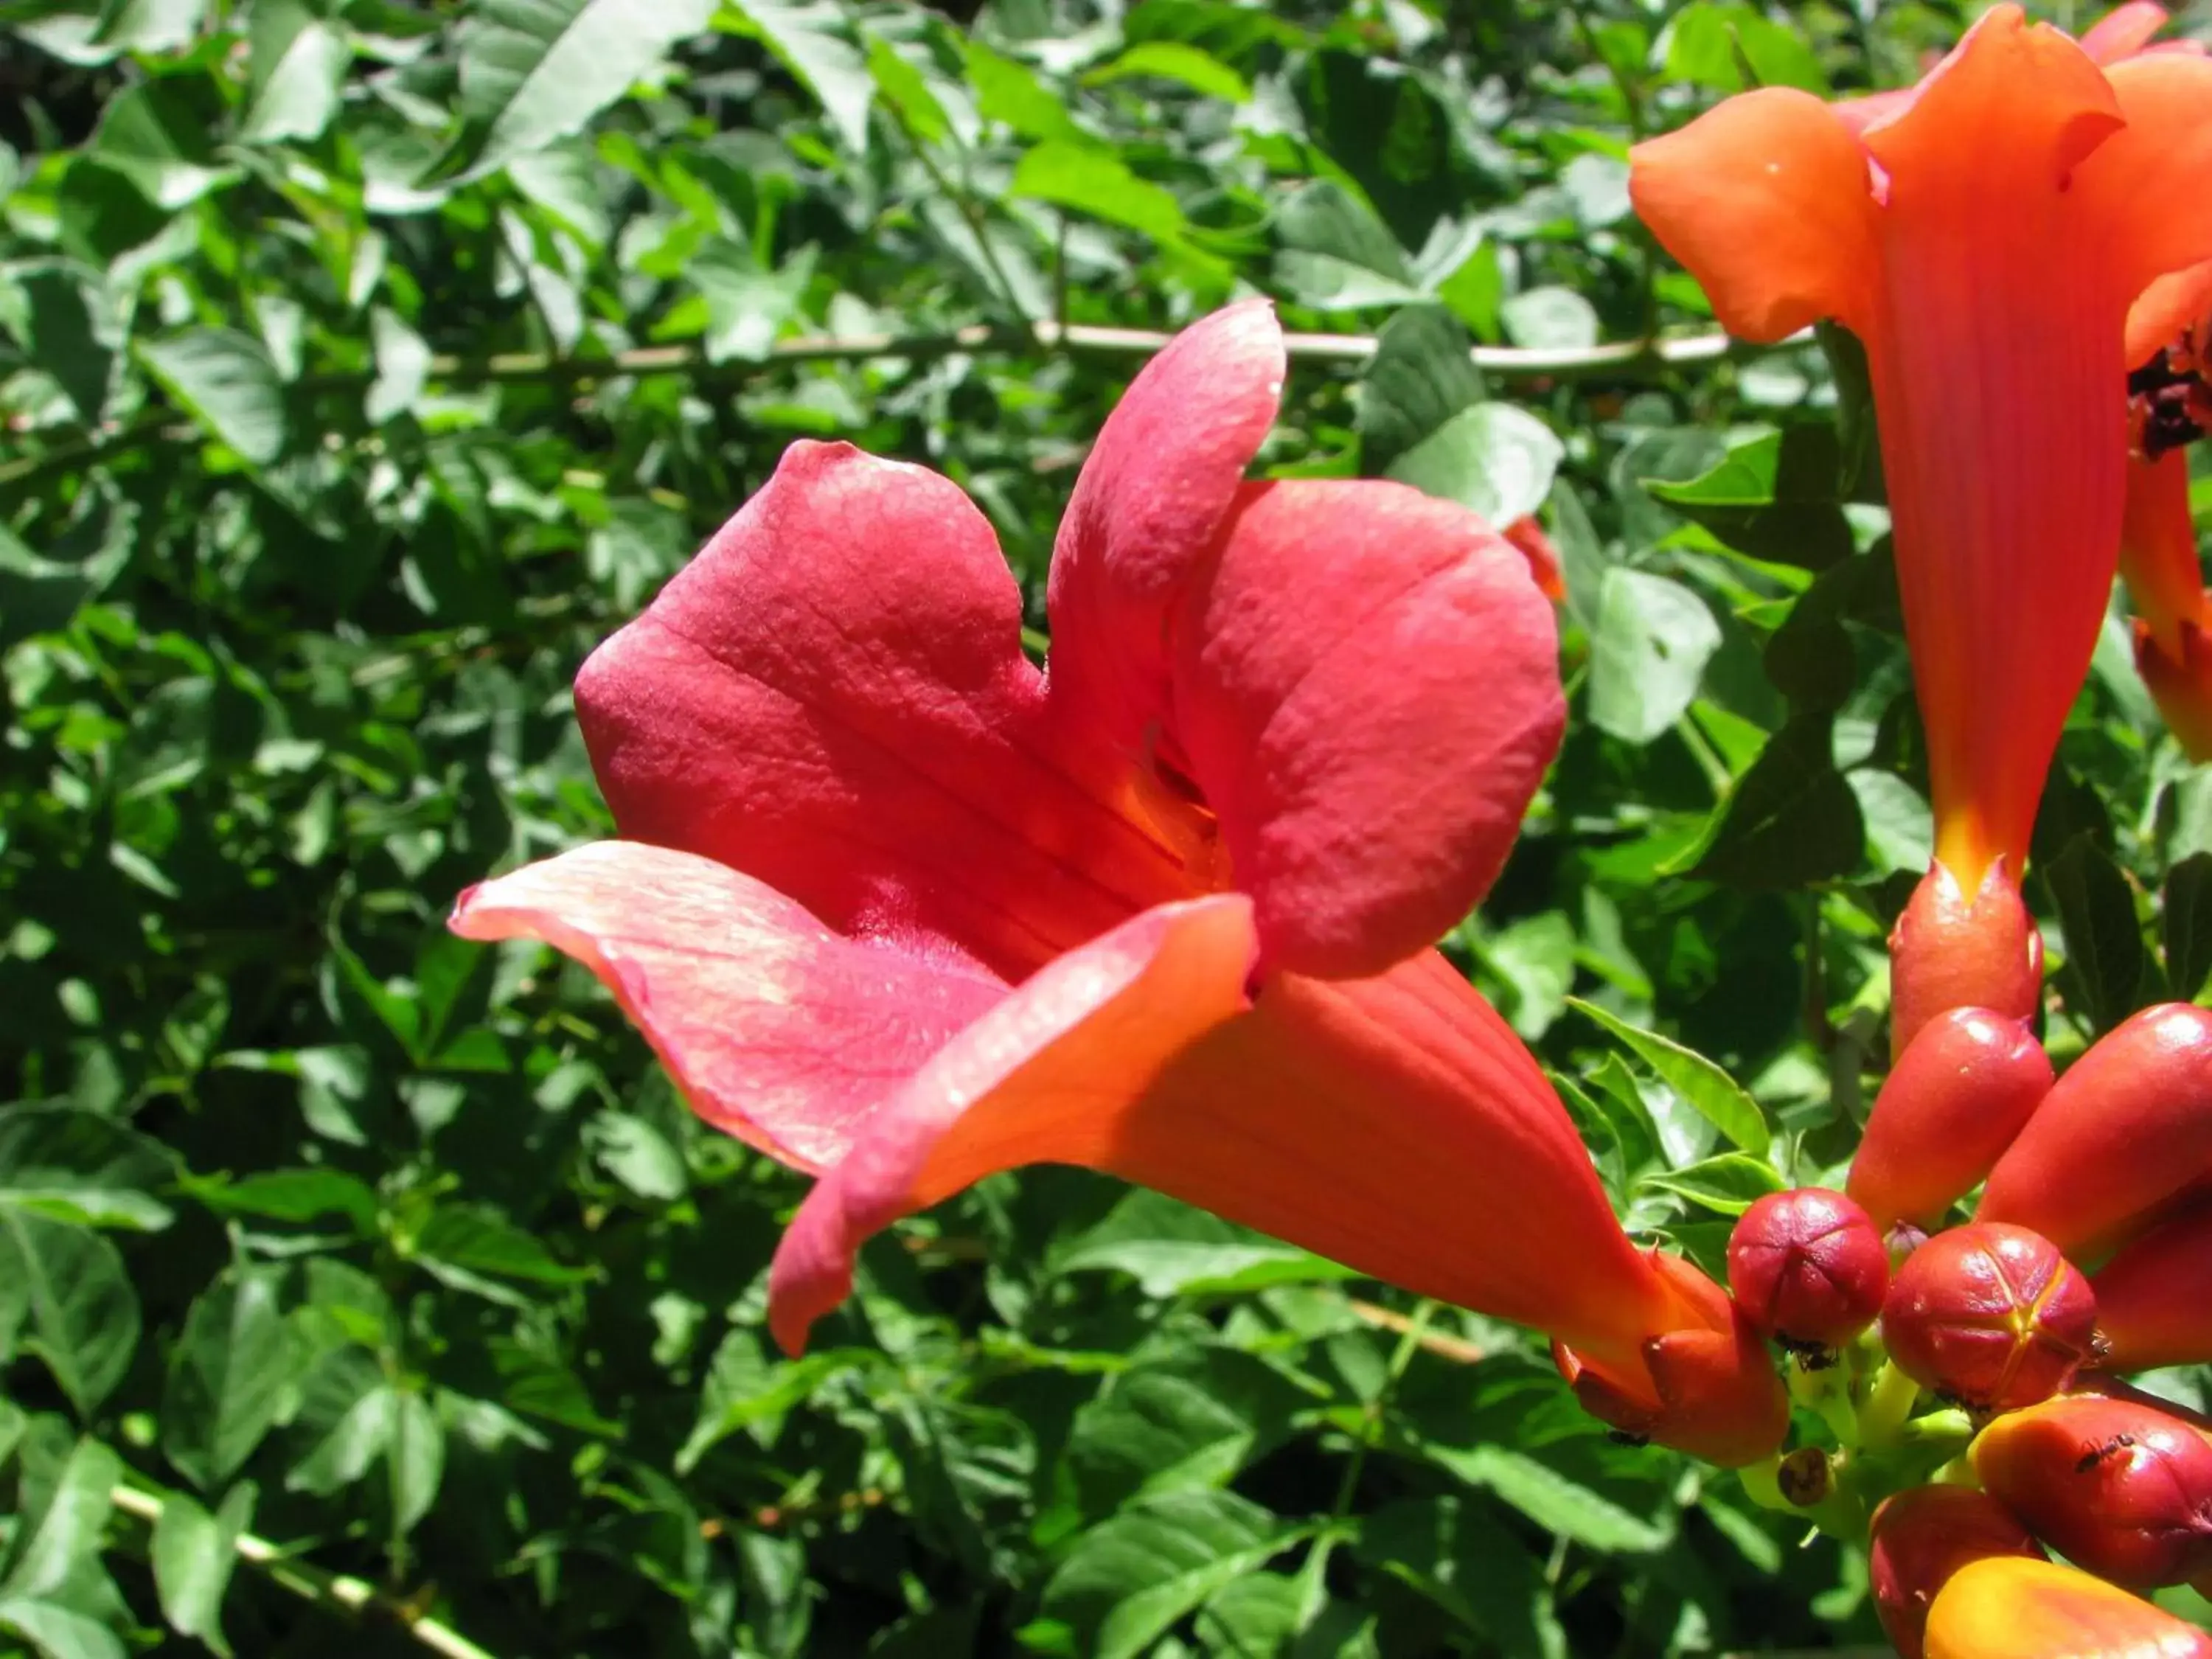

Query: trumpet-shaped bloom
[450,303,1781,1455]
[1631,4,2212,1046]
[1924,1557,2212,1659]
[1871,1486,2045,1659]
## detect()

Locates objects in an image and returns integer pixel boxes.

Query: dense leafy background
[3,0,2210,1655]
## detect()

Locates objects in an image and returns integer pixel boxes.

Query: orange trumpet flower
[1631,5,2212,1051]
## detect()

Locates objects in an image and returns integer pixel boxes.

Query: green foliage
[3,1,2206,1656]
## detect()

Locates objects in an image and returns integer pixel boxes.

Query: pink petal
[448,841,1005,1171]
[2079,3,2175,64]
[574,441,1204,984]
[1045,299,1286,749]
[1169,480,1565,978]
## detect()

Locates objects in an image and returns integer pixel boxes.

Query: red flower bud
[1870,1486,2045,1659]
[1979,1003,2212,1256]
[1848,1007,2051,1231]
[1727,1186,1889,1348]
[1887,860,2040,1061]
[1973,1394,2212,1590]
[2091,1200,2212,1371]
[1879,1223,2096,1412]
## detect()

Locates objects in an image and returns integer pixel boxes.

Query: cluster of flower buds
[1709,997,2212,1655]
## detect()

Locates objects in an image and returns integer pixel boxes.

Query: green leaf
[1850,770,1933,878]
[1416,1440,1669,1554]
[1694,713,1865,889]
[1067,1367,1265,1514]
[731,0,874,154]
[1638,1152,1785,1217]
[588,1112,686,1200]
[2044,834,2149,1034]
[162,1270,293,1491]
[1661,1,1829,93]
[676,1338,853,1473]
[1357,305,1485,476]
[240,1,349,144]
[90,0,206,52]
[1042,1491,1302,1659]
[150,1484,253,1658]
[1388,403,1564,527]
[87,83,238,209]
[139,331,288,465]
[964,38,1077,139]
[7,262,114,428]
[0,1108,175,1231]
[2164,852,2212,1004]
[1085,41,1251,103]
[1,1437,119,1600]
[181,1169,378,1234]
[1568,998,1770,1155]
[1357,1497,1565,1659]
[0,1211,139,1415]
[1272,180,1419,310]
[439,0,716,182]
[1057,1190,1358,1298]
[412,1204,591,1287]
[1587,569,1721,744]
[1648,426,1854,570]
[0,1598,126,1659]
[1012,142,1187,243]
[863,32,947,144]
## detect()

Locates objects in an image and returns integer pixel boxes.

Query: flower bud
[1887,860,2040,1060]
[1972,1393,2212,1589]
[1924,1557,2212,1659]
[1848,1007,2051,1231]
[2090,1200,2212,1371]
[1727,1187,1889,1348]
[1978,1003,2212,1255]
[1870,1486,2045,1659]
[1879,1223,2096,1412]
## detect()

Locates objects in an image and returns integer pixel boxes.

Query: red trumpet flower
[449,303,1781,1459]
[1630,4,2212,1051]
[2092,1200,2212,1371]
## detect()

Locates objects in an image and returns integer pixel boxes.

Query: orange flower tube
[1924,1557,2212,1659]
[1631,6,2212,1053]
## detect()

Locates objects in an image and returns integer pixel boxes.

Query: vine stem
[107,1484,497,1659]
[0,323,1779,492]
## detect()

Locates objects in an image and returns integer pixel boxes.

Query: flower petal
[447,841,1005,1171]
[2121,453,2207,655]
[1924,1557,2212,1659]
[772,922,1674,1374]
[1630,87,1879,340]
[1046,299,1286,750]
[1978,1004,2212,1255]
[2091,1200,2212,1369]
[2125,257,2212,369]
[1169,479,1565,978]
[574,440,1203,983]
[2091,51,2212,298]
[2080,3,2179,65]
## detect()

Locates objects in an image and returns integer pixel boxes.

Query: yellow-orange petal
[1628,87,1877,341]
[1925,1557,2212,1659]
